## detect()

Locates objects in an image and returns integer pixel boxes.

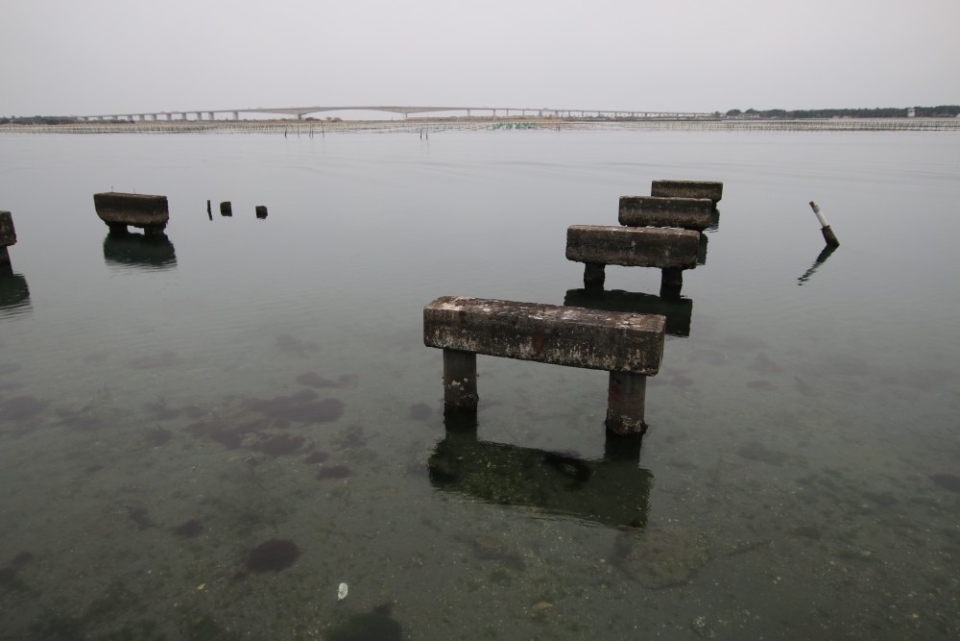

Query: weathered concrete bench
[651,180,723,204]
[0,211,16,267]
[618,196,714,231]
[423,296,665,434]
[566,224,700,294]
[93,193,169,234]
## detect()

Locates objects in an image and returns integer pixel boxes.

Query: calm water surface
[1,129,959,640]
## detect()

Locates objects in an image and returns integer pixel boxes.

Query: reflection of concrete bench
[651,180,723,204]
[0,211,16,267]
[423,296,665,434]
[93,193,169,234]
[429,430,653,527]
[566,225,700,293]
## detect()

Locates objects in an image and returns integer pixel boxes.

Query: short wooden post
[584,262,605,291]
[606,371,647,435]
[443,349,478,412]
[256,205,268,219]
[0,247,9,268]
[220,201,232,217]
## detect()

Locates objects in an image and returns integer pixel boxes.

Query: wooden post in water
[255,206,268,219]
[220,201,232,217]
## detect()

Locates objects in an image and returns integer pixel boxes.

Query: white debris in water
[337,582,348,601]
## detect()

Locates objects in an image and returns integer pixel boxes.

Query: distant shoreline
[2,117,958,135]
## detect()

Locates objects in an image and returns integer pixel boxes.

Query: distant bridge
[75,105,715,122]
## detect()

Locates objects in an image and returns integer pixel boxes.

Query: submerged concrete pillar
[443,349,478,413]
[606,371,647,435]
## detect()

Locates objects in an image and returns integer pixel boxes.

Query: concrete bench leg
[606,371,647,435]
[660,268,683,298]
[443,349,479,413]
[584,262,606,291]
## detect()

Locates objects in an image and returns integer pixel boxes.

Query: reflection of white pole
[809,201,840,247]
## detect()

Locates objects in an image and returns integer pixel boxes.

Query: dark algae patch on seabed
[245,539,301,572]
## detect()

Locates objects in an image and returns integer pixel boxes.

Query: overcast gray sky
[2,0,957,117]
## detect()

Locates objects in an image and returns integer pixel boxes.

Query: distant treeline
[0,116,81,125]
[725,106,960,119]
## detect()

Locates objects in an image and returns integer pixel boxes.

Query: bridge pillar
[207,112,215,120]
[195,112,202,120]
[233,111,239,120]
[467,109,471,117]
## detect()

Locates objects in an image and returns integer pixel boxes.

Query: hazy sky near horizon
[2,0,957,117]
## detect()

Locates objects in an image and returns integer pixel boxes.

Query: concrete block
[651,180,723,203]
[424,296,664,375]
[0,211,16,247]
[93,193,169,233]
[566,225,700,270]
[619,196,714,231]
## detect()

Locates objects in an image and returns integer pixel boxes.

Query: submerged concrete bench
[566,225,700,294]
[423,296,665,434]
[651,180,723,204]
[93,192,169,234]
[619,196,714,231]
[0,211,16,267]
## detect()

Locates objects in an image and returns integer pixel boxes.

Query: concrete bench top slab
[619,196,714,231]
[424,296,665,375]
[651,180,723,203]
[566,225,700,270]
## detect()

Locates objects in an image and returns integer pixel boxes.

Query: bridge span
[76,105,715,122]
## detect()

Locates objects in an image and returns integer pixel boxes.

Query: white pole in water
[809,201,840,247]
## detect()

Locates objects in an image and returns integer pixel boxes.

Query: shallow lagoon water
[1,129,959,640]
